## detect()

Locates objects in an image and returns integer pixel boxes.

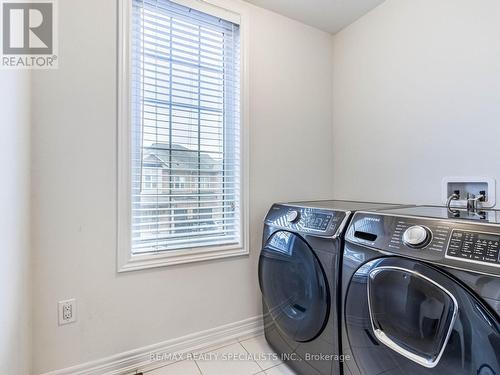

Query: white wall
[31,0,334,372]
[0,71,31,374]
[332,0,500,205]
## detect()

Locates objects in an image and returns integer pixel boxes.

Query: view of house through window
[130,0,241,254]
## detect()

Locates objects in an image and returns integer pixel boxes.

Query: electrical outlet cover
[58,299,77,325]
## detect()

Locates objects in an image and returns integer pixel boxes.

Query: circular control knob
[403,226,430,248]
[286,210,299,223]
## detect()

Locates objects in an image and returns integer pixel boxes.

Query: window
[142,165,162,190]
[118,0,248,271]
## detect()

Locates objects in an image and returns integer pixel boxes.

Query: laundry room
[1,0,499,374]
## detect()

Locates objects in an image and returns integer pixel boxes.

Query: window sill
[117,244,249,272]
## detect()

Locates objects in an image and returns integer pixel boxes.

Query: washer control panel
[346,212,500,273]
[389,219,451,252]
[446,230,500,265]
[402,225,431,248]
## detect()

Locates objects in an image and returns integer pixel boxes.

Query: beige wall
[22,0,500,372]
[331,0,500,205]
[0,71,31,375]
[31,0,334,372]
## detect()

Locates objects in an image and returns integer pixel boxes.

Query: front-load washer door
[259,230,330,343]
[345,257,500,375]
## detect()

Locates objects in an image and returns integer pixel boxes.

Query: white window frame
[117,0,250,272]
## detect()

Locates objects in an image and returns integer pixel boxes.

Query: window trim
[117,0,250,272]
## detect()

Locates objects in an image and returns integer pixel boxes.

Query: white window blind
[130,0,241,254]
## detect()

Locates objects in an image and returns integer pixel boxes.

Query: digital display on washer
[304,213,332,231]
[447,230,500,265]
[478,233,499,242]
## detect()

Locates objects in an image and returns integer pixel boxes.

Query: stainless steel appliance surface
[341,205,500,375]
[258,200,411,375]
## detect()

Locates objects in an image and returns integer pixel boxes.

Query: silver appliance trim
[333,210,352,239]
[366,266,459,369]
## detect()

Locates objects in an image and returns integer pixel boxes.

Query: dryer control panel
[346,212,500,274]
[264,204,347,237]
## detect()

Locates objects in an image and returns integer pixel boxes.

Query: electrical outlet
[58,299,77,325]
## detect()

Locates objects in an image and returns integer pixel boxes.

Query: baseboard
[40,315,264,375]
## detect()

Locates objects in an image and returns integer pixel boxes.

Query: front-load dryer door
[259,230,330,343]
[345,257,500,375]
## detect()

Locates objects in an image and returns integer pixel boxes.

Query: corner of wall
[0,69,32,375]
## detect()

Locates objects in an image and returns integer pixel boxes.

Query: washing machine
[259,200,409,375]
[341,206,500,375]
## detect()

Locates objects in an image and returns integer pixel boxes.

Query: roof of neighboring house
[144,143,221,172]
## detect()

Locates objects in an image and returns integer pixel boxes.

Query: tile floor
[146,334,297,375]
